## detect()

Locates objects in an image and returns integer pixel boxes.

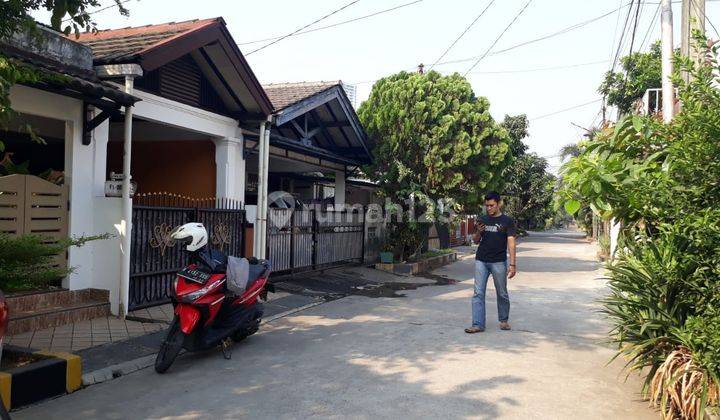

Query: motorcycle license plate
[178,267,211,284]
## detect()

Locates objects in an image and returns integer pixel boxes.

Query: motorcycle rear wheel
[155,317,184,373]
[232,317,261,342]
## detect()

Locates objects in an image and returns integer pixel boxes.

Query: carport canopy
[262,82,372,168]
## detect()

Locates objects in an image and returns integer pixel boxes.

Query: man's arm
[508,236,517,278]
[472,223,485,244]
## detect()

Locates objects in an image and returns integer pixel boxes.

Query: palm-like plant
[559,143,581,160]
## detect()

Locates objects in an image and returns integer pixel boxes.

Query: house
[3,18,381,323]
[254,81,375,272]
[2,25,139,330]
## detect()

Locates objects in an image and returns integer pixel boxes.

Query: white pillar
[214,136,245,202]
[119,79,134,316]
[92,115,110,197]
[610,218,622,258]
[259,125,271,257]
[334,170,346,210]
[64,112,95,291]
[253,119,271,258]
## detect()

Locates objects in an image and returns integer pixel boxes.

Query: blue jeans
[472,260,510,329]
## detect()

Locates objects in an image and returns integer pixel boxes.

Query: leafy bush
[0,233,108,292]
[677,311,720,383]
[383,220,426,262]
[563,35,720,418]
[408,248,454,262]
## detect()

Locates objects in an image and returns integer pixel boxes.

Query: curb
[0,349,81,411]
[81,299,328,387]
[263,300,326,323]
[81,355,155,386]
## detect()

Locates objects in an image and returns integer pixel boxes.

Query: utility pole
[681,0,706,76]
[661,0,675,123]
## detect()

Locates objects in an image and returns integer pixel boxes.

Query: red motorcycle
[154,223,273,373]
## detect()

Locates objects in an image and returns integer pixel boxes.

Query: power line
[490,3,623,57]
[691,0,720,39]
[610,0,636,73]
[247,0,362,56]
[237,0,424,46]
[350,58,610,86]
[639,2,662,51]
[465,59,608,75]
[627,0,644,58]
[602,0,632,123]
[61,0,134,22]
[434,3,627,69]
[608,0,627,62]
[529,99,603,121]
[463,0,534,76]
[428,0,496,72]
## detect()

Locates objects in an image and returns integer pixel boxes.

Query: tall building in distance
[342,83,357,108]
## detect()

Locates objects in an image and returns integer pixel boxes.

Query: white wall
[91,197,124,313]
[9,85,100,291]
[126,87,241,139]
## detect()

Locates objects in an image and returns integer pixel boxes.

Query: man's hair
[484,191,501,203]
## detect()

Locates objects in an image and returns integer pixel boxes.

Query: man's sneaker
[499,321,511,330]
[464,326,485,334]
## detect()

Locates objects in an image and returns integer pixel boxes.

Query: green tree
[358,71,511,259]
[501,114,528,156]
[499,114,555,231]
[358,70,511,210]
[505,153,556,230]
[599,42,663,115]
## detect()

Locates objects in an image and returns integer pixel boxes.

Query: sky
[37,0,720,172]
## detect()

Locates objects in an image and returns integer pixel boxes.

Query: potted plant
[379,243,394,264]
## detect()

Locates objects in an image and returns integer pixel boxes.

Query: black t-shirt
[475,214,516,262]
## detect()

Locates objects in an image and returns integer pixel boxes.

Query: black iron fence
[267,208,365,273]
[129,195,245,311]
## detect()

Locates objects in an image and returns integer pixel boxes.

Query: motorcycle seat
[197,249,228,273]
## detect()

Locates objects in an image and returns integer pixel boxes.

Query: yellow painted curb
[0,372,10,410]
[36,351,82,393]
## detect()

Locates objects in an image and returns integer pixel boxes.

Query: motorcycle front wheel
[155,317,184,373]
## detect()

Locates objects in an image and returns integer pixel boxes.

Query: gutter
[95,63,143,317]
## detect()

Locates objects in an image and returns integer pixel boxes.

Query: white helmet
[170,223,208,252]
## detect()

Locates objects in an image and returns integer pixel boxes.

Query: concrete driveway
[16,230,656,419]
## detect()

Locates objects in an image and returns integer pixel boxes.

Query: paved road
[17,230,655,419]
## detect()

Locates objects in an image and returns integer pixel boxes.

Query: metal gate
[129,195,245,310]
[267,208,365,273]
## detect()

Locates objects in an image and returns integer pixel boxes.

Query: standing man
[465,191,517,333]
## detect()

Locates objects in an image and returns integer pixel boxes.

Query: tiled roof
[2,32,137,106]
[75,18,219,63]
[263,81,341,111]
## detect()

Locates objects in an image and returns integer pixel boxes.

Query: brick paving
[7,293,294,353]
[6,305,172,353]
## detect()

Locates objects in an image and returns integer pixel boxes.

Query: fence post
[312,208,318,270]
[289,209,295,271]
[240,209,246,258]
[360,206,366,264]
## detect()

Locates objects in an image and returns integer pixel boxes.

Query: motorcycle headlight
[178,278,225,303]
